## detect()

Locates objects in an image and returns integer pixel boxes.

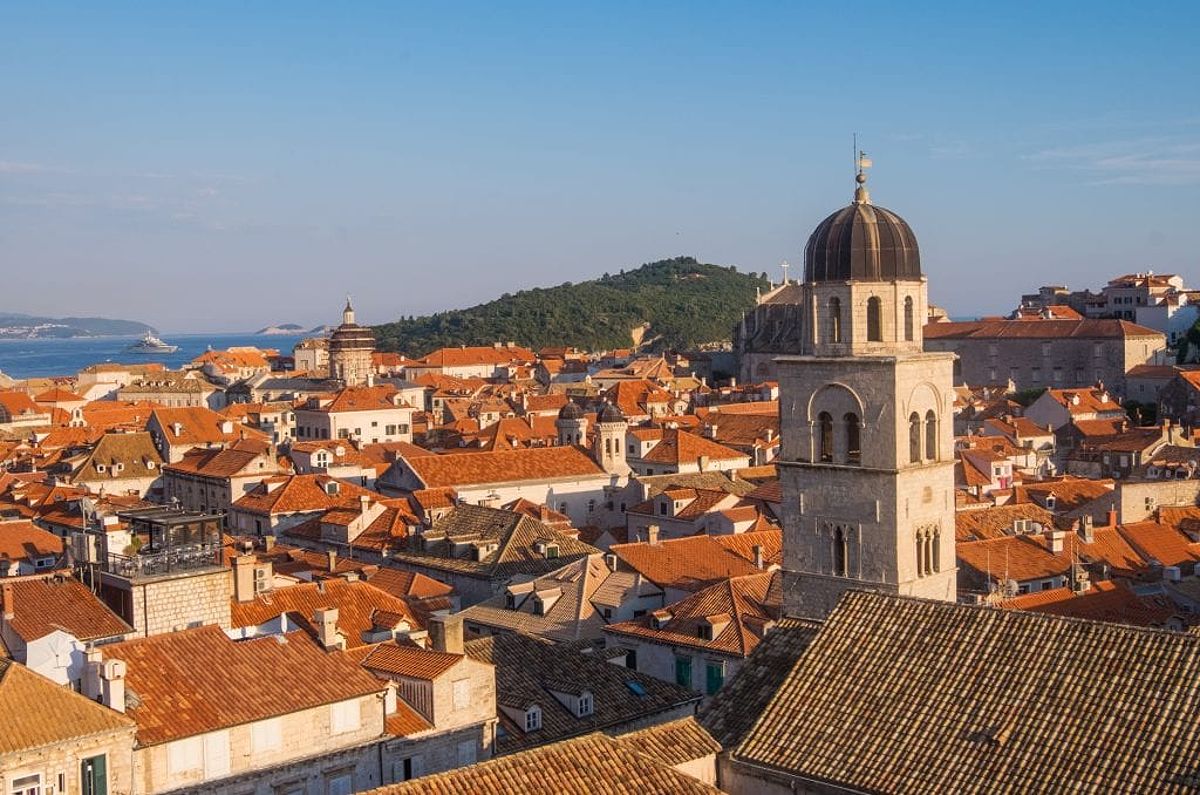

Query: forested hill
[373,257,771,355]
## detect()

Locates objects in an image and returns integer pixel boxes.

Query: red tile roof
[100,625,385,745]
[399,446,605,488]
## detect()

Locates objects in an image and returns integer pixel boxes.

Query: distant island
[373,256,771,355]
[0,312,154,339]
[255,323,333,336]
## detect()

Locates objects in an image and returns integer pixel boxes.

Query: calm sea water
[0,333,306,379]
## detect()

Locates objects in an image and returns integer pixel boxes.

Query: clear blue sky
[2,2,1197,332]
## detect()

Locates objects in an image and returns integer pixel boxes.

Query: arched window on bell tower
[924,409,938,461]
[829,297,842,343]
[904,297,914,342]
[818,412,833,463]
[915,531,925,577]
[931,526,941,573]
[908,413,921,463]
[833,526,848,577]
[867,297,882,342]
[844,413,861,465]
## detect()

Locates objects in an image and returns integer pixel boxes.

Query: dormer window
[698,624,714,641]
[524,706,542,732]
[95,464,106,473]
[577,692,593,717]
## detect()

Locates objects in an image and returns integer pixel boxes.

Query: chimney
[697,455,711,472]
[83,651,127,713]
[1079,516,1095,544]
[1,582,12,621]
[232,554,257,603]
[1046,529,1066,554]
[326,549,338,573]
[1107,508,1119,528]
[646,525,660,545]
[428,612,464,654]
[171,422,183,436]
[263,535,276,552]
[314,607,342,650]
[359,494,371,516]
[753,544,764,570]
[705,424,719,440]
[604,552,618,571]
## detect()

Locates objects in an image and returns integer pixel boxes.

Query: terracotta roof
[605,571,779,657]
[611,716,721,767]
[100,624,384,745]
[612,535,763,592]
[733,590,1200,793]
[366,730,720,794]
[1119,520,1200,569]
[924,318,1163,340]
[1000,580,1178,627]
[151,406,268,447]
[0,658,135,754]
[957,528,1147,587]
[388,504,599,580]
[0,519,64,564]
[698,616,821,749]
[385,698,434,737]
[308,385,413,413]
[1,573,132,643]
[230,578,423,645]
[1014,477,1116,511]
[639,429,749,467]
[164,445,272,478]
[459,554,622,642]
[464,632,700,754]
[955,503,1055,542]
[361,567,455,601]
[415,346,537,368]
[605,379,674,416]
[712,528,783,567]
[362,642,463,680]
[398,446,606,488]
[233,473,376,516]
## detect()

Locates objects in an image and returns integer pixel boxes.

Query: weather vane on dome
[853,134,872,204]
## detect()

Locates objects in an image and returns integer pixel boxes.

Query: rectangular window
[705,661,725,695]
[674,655,693,688]
[168,737,203,775]
[251,717,282,753]
[326,772,354,795]
[452,679,470,710]
[203,730,231,778]
[330,700,360,734]
[10,774,42,795]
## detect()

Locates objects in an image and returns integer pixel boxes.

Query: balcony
[103,542,223,580]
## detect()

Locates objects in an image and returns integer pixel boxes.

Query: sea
[0,333,307,380]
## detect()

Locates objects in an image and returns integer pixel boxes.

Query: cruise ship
[126,331,179,354]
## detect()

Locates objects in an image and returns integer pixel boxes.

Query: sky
[1,2,1198,332]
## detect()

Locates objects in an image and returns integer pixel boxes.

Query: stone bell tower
[778,161,957,620]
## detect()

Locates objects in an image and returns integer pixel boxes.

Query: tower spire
[342,295,355,326]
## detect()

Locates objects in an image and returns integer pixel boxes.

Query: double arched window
[867,297,883,342]
[829,297,843,343]
[909,410,940,463]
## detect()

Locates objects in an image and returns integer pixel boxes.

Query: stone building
[775,168,957,619]
[329,298,376,387]
[923,317,1165,397]
[733,283,806,384]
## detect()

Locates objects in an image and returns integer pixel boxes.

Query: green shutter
[706,662,725,696]
[82,754,108,795]
[674,655,692,688]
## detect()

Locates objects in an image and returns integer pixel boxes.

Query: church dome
[597,402,625,424]
[557,401,584,421]
[803,174,921,283]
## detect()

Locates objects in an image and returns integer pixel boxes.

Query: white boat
[126,331,179,354]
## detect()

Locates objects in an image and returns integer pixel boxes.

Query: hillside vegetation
[373,257,770,355]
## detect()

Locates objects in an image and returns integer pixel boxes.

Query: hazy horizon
[3,2,1198,333]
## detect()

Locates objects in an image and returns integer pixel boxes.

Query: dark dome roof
[597,402,625,424]
[803,183,920,283]
[557,402,584,421]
